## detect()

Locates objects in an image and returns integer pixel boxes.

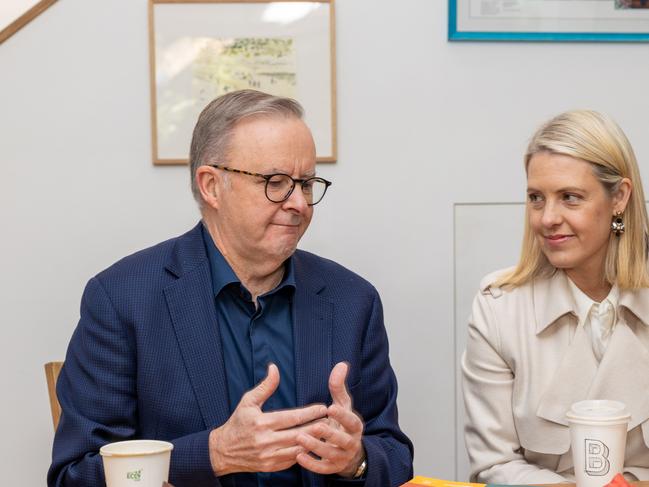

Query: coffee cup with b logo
[566,400,631,487]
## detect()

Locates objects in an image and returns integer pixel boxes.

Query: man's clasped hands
[207,361,365,478]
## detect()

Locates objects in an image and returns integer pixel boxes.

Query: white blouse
[567,279,619,362]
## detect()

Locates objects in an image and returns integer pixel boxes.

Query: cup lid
[100,439,174,457]
[566,400,631,423]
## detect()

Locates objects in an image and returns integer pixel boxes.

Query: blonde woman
[462,110,649,484]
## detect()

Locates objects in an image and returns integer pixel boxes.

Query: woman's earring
[611,211,625,236]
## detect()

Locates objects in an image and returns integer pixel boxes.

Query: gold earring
[611,211,625,236]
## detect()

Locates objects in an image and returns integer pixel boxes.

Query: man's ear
[196,165,221,209]
[613,177,632,214]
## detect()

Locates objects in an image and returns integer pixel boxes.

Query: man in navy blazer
[48,90,413,486]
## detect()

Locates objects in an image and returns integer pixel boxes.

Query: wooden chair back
[44,361,63,430]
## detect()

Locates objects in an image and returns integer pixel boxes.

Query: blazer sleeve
[328,290,414,487]
[47,277,220,487]
[461,290,568,485]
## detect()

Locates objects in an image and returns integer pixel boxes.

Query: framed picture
[0,0,58,44]
[148,0,337,165]
[449,0,649,42]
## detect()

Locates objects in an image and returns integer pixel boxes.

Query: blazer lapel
[535,271,599,427]
[587,315,649,430]
[535,283,649,460]
[292,252,333,406]
[163,223,230,429]
[536,322,599,426]
[292,253,332,487]
[556,299,649,470]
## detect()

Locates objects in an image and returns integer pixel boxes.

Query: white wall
[2,1,649,485]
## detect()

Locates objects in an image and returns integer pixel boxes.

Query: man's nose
[283,183,310,212]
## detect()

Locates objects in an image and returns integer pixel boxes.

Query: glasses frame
[208,164,332,206]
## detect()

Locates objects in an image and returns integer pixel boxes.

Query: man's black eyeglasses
[209,164,332,206]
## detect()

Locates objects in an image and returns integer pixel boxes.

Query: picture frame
[449,0,649,42]
[0,0,58,44]
[148,0,337,165]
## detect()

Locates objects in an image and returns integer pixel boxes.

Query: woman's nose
[541,202,562,227]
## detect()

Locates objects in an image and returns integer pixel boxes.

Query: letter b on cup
[585,438,610,476]
[567,400,630,487]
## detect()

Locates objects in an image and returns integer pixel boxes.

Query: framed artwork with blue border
[449,0,649,42]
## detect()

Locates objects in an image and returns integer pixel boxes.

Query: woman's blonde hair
[495,110,649,290]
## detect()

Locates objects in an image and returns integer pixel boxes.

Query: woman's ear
[613,177,633,214]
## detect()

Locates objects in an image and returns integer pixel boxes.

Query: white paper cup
[566,400,631,487]
[100,439,173,487]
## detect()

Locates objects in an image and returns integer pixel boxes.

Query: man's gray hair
[189,89,304,202]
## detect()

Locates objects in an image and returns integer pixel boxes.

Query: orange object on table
[605,474,633,487]
[402,476,649,487]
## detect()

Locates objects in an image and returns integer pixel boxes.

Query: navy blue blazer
[48,223,413,487]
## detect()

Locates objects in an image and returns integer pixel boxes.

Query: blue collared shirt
[202,224,300,486]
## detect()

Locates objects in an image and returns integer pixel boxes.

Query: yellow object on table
[401,477,485,487]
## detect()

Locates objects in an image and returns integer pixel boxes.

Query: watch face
[353,458,367,478]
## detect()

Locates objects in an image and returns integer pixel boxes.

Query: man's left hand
[296,362,365,477]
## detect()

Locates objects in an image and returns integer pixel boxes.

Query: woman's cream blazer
[462,269,649,484]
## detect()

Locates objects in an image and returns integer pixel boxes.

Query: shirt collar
[201,222,296,298]
[567,277,594,325]
[566,277,619,325]
[273,255,296,296]
[533,269,649,334]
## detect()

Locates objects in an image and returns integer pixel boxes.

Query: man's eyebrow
[268,167,317,178]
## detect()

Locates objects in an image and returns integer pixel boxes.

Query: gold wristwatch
[352,454,367,479]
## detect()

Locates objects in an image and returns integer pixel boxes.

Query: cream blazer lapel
[618,290,649,447]
[593,290,649,449]
[558,291,649,471]
[534,276,649,457]
[527,271,599,454]
[536,324,599,427]
[587,319,649,430]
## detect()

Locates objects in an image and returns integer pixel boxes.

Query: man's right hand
[208,363,328,476]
